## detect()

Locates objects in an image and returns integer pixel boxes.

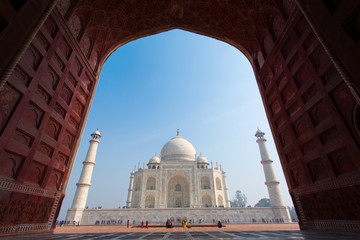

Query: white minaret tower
[66,130,101,224]
[255,128,285,207]
[222,169,231,208]
[255,129,292,222]
[126,170,135,208]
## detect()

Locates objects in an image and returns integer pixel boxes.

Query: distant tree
[231,190,247,207]
[255,198,271,207]
[288,206,298,222]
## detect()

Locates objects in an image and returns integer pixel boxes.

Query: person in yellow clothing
[182,219,187,228]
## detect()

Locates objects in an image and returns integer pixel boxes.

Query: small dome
[160,135,196,161]
[255,128,265,139]
[197,154,208,163]
[149,155,160,164]
[91,129,101,138]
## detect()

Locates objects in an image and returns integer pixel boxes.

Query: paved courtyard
[4,224,360,239]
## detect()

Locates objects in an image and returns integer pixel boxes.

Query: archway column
[295,0,360,104]
[256,8,360,231]
[0,2,98,235]
[0,0,59,89]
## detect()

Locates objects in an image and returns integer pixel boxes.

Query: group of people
[85,206,102,209]
[56,220,65,227]
[140,220,149,228]
[123,218,225,229]
[125,219,150,228]
[56,220,80,226]
[260,218,284,223]
[213,219,230,223]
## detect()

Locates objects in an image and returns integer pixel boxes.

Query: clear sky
[58,29,293,220]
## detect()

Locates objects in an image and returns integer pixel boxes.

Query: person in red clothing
[141,221,144,228]
[146,220,148,228]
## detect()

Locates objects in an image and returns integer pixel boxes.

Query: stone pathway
[4,224,360,239]
[6,230,360,239]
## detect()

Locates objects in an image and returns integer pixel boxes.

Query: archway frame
[0,0,360,235]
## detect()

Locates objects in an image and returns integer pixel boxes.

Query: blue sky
[58,29,293,220]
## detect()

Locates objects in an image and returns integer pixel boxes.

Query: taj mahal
[66,129,291,225]
[126,129,230,209]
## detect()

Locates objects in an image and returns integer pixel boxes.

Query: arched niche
[202,194,212,207]
[201,176,211,190]
[216,177,222,190]
[217,195,224,207]
[167,175,190,208]
[146,177,156,190]
[145,194,155,208]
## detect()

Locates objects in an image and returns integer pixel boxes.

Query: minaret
[126,170,135,208]
[221,167,231,208]
[66,130,101,223]
[255,129,285,207]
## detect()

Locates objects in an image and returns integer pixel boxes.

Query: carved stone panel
[35,85,51,104]
[12,129,34,148]
[21,103,45,129]
[43,16,58,39]
[9,66,31,86]
[40,67,59,92]
[328,148,356,176]
[22,45,42,71]
[38,142,54,159]
[0,150,25,179]
[57,0,71,17]
[47,169,63,190]
[62,131,75,150]
[0,191,55,224]
[306,158,329,183]
[0,83,22,133]
[59,84,73,105]
[290,166,308,187]
[24,161,47,186]
[68,15,82,40]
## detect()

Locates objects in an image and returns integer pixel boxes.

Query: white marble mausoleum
[126,130,230,209]
[66,130,292,225]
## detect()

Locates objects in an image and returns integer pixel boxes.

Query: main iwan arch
[0,0,360,235]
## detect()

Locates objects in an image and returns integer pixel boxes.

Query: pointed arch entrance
[0,0,360,235]
[167,175,190,208]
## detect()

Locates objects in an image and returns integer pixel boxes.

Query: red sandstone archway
[0,0,360,235]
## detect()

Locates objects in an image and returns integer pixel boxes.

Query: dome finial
[255,128,265,139]
[91,129,101,139]
[177,128,179,136]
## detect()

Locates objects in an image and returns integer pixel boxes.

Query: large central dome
[160,135,196,161]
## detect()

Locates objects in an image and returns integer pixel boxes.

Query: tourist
[218,221,222,228]
[166,219,172,228]
[182,219,187,228]
[146,220,148,228]
[141,221,144,228]
[127,220,129,228]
